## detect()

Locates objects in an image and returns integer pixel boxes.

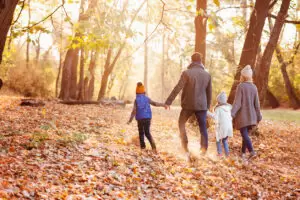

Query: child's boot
[241,153,247,162]
[248,151,257,160]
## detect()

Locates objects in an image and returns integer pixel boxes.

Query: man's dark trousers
[178,109,208,153]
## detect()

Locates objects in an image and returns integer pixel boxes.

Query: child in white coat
[208,92,233,157]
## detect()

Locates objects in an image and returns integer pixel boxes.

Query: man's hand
[164,104,170,110]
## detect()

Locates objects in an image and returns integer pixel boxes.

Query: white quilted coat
[208,104,233,142]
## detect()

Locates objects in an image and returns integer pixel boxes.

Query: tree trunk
[77,47,85,101]
[84,77,89,101]
[255,0,291,104]
[69,43,79,99]
[35,31,42,65]
[0,0,5,9]
[26,0,31,68]
[275,46,300,109]
[98,49,112,100]
[195,0,207,65]
[99,71,110,100]
[97,1,146,100]
[56,12,64,98]
[241,0,247,25]
[144,0,149,93]
[161,28,165,101]
[298,0,300,41]
[59,0,97,100]
[59,48,77,100]
[56,52,63,98]
[107,73,116,97]
[118,70,130,100]
[266,89,280,108]
[228,0,271,103]
[87,50,99,100]
[280,62,300,109]
[0,0,18,64]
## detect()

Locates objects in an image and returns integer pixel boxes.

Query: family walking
[128,52,262,162]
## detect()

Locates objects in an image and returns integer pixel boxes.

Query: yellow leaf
[41,108,46,118]
[213,0,220,7]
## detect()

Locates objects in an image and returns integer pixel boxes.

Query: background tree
[195,0,207,64]
[0,0,19,64]
[254,0,291,103]
[228,0,272,103]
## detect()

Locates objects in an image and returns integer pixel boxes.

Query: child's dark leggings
[240,126,254,153]
[137,119,156,150]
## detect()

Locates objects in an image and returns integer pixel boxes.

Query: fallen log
[60,99,126,107]
[60,101,100,105]
[20,99,45,107]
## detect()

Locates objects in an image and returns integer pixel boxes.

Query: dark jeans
[137,119,156,150]
[178,109,208,153]
[240,126,254,153]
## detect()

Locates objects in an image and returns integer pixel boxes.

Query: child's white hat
[241,65,253,78]
[217,91,227,104]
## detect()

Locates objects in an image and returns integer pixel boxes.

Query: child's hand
[164,104,170,110]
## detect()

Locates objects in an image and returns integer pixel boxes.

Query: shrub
[5,64,55,97]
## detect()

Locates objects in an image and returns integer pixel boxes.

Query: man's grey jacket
[165,62,212,111]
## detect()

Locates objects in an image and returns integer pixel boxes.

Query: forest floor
[0,96,299,199]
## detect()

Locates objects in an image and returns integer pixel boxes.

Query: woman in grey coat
[231,65,262,160]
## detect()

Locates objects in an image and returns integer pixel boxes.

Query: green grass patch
[24,132,49,150]
[57,132,89,147]
[262,109,300,124]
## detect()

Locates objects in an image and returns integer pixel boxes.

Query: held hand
[164,104,170,110]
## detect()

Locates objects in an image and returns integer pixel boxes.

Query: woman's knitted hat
[136,82,145,94]
[217,91,227,104]
[241,65,253,78]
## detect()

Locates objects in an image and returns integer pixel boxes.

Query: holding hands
[164,104,170,110]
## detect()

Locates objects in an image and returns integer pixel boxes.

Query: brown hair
[191,52,202,62]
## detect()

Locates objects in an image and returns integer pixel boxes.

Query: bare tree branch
[118,0,167,63]
[11,0,25,25]
[215,5,253,14]
[21,0,66,31]
[287,42,300,65]
[144,0,165,43]
[269,0,278,9]
[268,13,300,24]
[62,3,73,26]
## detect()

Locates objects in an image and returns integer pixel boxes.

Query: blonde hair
[240,75,253,82]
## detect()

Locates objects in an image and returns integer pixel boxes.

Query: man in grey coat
[165,52,212,158]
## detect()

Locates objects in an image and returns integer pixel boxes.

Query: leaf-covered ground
[0,96,299,199]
